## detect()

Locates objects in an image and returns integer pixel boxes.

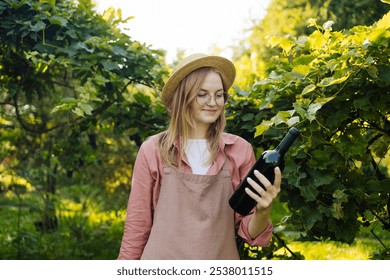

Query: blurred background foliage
[0,0,389,259]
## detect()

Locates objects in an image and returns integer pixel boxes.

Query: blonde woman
[118,54,281,260]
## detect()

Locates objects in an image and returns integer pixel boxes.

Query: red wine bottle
[229,127,300,215]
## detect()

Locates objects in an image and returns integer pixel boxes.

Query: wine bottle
[229,127,300,215]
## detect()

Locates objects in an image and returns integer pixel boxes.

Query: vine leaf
[301,84,316,96]
[254,120,273,137]
[332,202,344,219]
[332,189,349,219]
[317,74,349,87]
[49,16,68,27]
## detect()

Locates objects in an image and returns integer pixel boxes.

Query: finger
[253,170,272,189]
[273,167,282,192]
[245,187,272,209]
[246,177,267,196]
[245,187,263,204]
[246,177,274,204]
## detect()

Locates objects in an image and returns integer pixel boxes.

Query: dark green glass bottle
[229,127,300,215]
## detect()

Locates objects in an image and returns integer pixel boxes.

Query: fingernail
[254,170,260,175]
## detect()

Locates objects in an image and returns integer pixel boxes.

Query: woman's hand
[244,167,281,213]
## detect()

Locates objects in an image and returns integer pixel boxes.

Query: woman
[118,54,281,260]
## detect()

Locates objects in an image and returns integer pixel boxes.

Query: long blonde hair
[158,67,227,168]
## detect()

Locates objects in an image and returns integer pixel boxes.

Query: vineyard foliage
[227,11,390,244]
[0,0,168,253]
[0,0,167,198]
[0,0,389,259]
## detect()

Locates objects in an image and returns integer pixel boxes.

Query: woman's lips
[203,109,218,114]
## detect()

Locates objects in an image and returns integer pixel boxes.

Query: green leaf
[301,84,316,96]
[317,74,349,87]
[134,92,152,105]
[79,103,93,115]
[308,30,327,49]
[335,136,366,159]
[306,97,335,121]
[241,113,254,121]
[284,166,307,186]
[49,16,68,27]
[353,97,370,109]
[293,54,316,66]
[254,120,273,137]
[311,149,329,162]
[362,38,372,49]
[307,18,319,28]
[314,175,335,187]
[270,110,294,125]
[59,97,78,104]
[332,202,344,219]
[51,97,78,113]
[377,65,390,84]
[279,37,294,53]
[267,36,281,48]
[307,103,322,121]
[368,136,389,158]
[291,65,311,79]
[366,65,378,78]
[375,11,390,29]
[368,29,390,47]
[101,60,120,71]
[323,20,335,30]
[75,42,94,53]
[298,185,318,201]
[93,74,109,86]
[292,102,307,119]
[31,21,46,32]
[72,107,85,117]
[51,103,74,114]
[300,205,322,230]
[333,189,348,203]
[112,46,128,56]
[287,116,300,126]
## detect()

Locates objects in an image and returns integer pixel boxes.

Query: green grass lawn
[275,239,382,260]
[268,198,389,260]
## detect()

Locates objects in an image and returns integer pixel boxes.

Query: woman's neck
[189,126,208,139]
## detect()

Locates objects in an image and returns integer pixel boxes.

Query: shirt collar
[172,133,236,149]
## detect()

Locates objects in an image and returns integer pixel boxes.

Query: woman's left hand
[244,167,281,212]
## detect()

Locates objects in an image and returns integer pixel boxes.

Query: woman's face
[190,71,225,134]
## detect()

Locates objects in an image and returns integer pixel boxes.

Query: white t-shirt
[185,139,211,175]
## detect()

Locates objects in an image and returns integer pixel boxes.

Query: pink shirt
[118,132,273,260]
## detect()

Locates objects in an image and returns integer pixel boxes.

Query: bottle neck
[275,128,299,155]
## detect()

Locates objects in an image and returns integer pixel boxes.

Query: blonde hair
[158,67,227,168]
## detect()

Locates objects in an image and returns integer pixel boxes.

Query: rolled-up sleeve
[118,138,159,260]
[236,214,273,246]
[232,138,273,247]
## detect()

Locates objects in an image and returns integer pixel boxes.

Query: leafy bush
[0,186,125,259]
[228,13,389,249]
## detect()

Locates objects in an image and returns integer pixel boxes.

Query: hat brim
[161,55,236,107]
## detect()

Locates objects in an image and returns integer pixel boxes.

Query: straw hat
[161,53,236,107]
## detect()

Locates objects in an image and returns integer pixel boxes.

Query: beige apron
[141,159,239,260]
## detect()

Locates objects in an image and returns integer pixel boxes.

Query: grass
[268,198,389,260]
[276,239,377,260]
